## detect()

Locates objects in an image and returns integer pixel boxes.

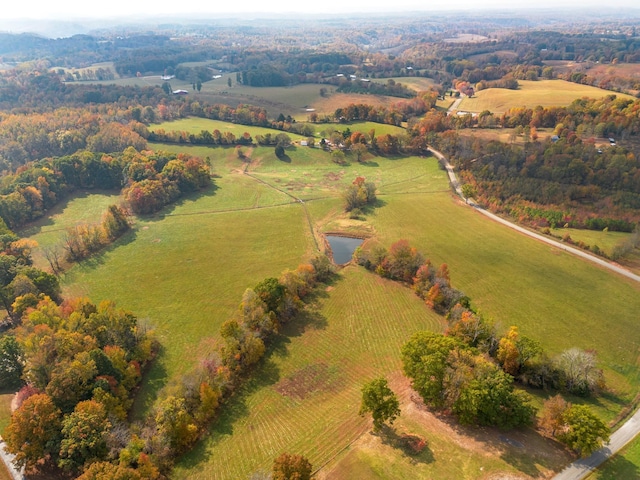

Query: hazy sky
[3,0,639,20]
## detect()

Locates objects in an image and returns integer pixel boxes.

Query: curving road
[553,406,640,480]
[428,147,640,284]
[430,146,640,479]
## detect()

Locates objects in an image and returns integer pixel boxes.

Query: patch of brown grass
[310,93,399,115]
[275,363,335,400]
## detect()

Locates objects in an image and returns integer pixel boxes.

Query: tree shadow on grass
[592,453,640,479]
[377,424,435,465]
[71,226,139,273]
[140,183,220,223]
[358,197,387,217]
[130,344,168,421]
[416,399,569,478]
[179,357,281,467]
[282,309,328,338]
[499,447,544,478]
[360,160,379,167]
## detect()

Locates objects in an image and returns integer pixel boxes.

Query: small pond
[326,235,364,264]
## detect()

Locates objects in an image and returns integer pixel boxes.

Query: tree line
[1,252,336,478]
[0,148,212,230]
[352,239,609,454]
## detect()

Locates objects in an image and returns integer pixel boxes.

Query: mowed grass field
[151,118,309,141]
[369,191,640,419]
[150,118,404,143]
[174,267,451,479]
[458,79,636,114]
[18,139,640,478]
[550,227,630,257]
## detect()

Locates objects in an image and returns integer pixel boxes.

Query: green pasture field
[370,76,437,91]
[590,436,640,479]
[151,117,405,145]
[173,266,450,479]
[150,118,309,141]
[54,61,119,78]
[78,72,415,119]
[312,121,406,138]
[18,191,121,268]
[15,141,640,478]
[458,79,635,114]
[549,227,630,257]
[369,191,640,421]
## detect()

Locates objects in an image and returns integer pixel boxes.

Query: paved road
[430,146,640,479]
[553,407,640,480]
[428,147,640,284]
[446,97,463,115]
[0,436,24,480]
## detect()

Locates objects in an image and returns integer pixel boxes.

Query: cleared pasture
[150,117,404,144]
[549,227,630,257]
[309,92,405,116]
[370,76,437,92]
[174,266,458,480]
[18,191,122,269]
[370,191,640,420]
[46,171,309,415]
[15,141,640,478]
[313,121,406,138]
[458,79,635,114]
[150,117,308,141]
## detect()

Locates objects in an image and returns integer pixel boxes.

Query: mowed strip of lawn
[370,191,640,420]
[549,227,631,258]
[173,266,445,480]
[458,79,635,113]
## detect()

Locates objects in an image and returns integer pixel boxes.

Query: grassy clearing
[18,191,122,269]
[173,266,447,480]
[368,191,640,421]
[310,92,403,117]
[150,117,405,144]
[150,118,308,141]
[80,74,422,119]
[590,436,640,479]
[370,77,437,92]
[458,79,635,113]
[62,198,308,416]
[549,227,630,257]
[456,127,556,144]
[312,121,406,138]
